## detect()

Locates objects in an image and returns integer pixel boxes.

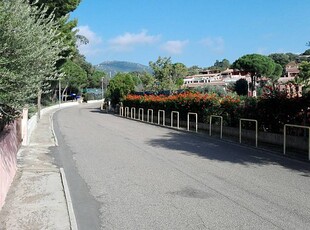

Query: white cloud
[77,25,102,44]
[76,25,103,56]
[108,30,160,51]
[161,40,189,55]
[200,36,225,54]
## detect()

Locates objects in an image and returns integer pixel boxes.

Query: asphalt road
[53,103,310,230]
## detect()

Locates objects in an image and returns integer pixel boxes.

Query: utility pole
[101,77,104,99]
[59,80,61,107]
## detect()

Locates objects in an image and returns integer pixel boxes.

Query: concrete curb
[25,100,103,146]
[60,168,78,230]
[50,112,59,147]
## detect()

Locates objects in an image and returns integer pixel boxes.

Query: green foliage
[209,59,230,71]
[268,53,290,69]
[106,73,136,106]
[195,85,227,96]
[29,0,81,18]
[28,0,82,59]
[187,65,201,75]
[269,64,283,83]
[96,61,152,76]
[149,57,174,90]
[232,54,277,77]
[302,49,310,55]
[0,0,67,108]
[234,79,248,96]
[232,54,282,93]
[298,61,310,91]
[90,70,106,88]
[123,91,310,133]
[0,103,20,131]
[172,63,188,88]
[136,72,155,91]
[61,59,87,90]
[130,72,154,92]
[149,57,189,91]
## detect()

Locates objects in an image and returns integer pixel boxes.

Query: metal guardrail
[284,124,310,160]
[239,118,258,147]
[209,115,223,139]
[158,110,165,126]
[187,112,198,132]
[171,111,180,129]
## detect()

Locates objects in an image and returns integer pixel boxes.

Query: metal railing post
[209,115,223,139]
[284,124,310,160]
[138,108,144,121]
[187,112,198,132]
[239,118,258,147]
[171,111,180,129]
[130,107,136,119]
[158,110,165,126]
[147,109,153,123]
[125,107,129,118]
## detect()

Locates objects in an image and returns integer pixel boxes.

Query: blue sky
[71,0,310,68]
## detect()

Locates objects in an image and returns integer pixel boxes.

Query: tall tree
[172,63,188,88]
[28,0,82,58]
[29,0,81,18]
[106,73,136,106]
[209,59,230,71]
[0,0,67,109]
[149,57,174,91]
[61,59,88,98]
[90,70,106,88]
[130,72,155,92]
[268,53,290,71]
[297,61,310,92]
[232,54,282,96]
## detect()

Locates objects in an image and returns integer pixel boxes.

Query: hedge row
[0,104,20,132]
[123,91,310,134]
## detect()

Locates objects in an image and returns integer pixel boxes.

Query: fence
[284,124,310,160]
[118,107,310,161]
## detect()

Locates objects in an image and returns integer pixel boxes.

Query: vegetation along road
[53,103,310,230]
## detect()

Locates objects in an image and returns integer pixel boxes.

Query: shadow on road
[86,105,310,175]
[147,131,310,175]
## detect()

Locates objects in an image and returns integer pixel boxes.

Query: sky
[70,0,310,68]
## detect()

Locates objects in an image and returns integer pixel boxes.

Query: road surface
[53,103,310,230]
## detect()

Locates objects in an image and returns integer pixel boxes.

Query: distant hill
[95,61,152,77]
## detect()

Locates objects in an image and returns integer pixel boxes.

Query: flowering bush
[123,91,310,133]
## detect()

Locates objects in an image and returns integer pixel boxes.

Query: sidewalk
[0,107,74,230]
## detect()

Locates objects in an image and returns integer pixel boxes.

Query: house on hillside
[277,61,302,97]
[183,68,250,90]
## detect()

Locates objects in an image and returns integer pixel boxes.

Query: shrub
[123,91,310,134]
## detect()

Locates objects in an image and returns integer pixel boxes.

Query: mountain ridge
[95,61,152,76]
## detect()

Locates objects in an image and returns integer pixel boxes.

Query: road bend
[53,102,310,230]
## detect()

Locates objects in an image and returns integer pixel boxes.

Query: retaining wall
[0,120,21,209]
